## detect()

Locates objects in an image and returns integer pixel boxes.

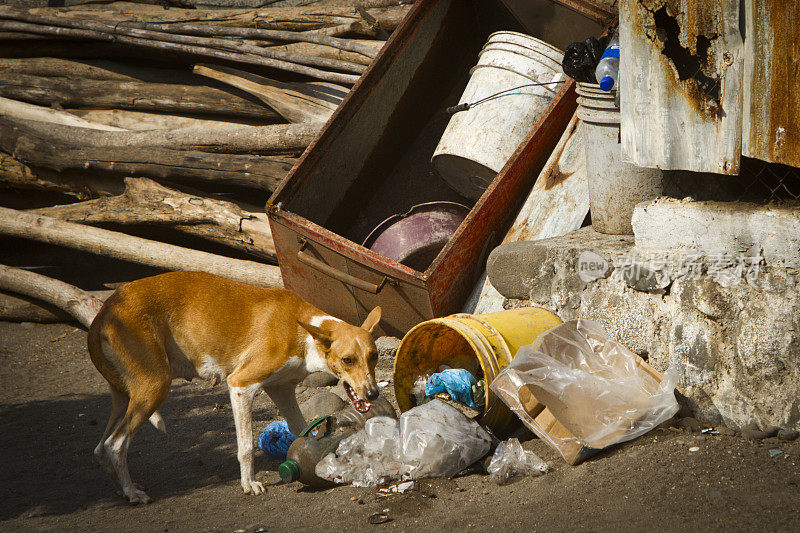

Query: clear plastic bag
[315,400,492,486]
[315,416,402,488]
[399,400,492,479]
[487,438,548,485]
[491,319,679,452]
[410,375,430,406]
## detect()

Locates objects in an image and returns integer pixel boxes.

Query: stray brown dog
[88,271,381,503]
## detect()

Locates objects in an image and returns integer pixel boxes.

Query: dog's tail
[149,411,167,434]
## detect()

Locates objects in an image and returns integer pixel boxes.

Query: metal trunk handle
[296,245,390,294]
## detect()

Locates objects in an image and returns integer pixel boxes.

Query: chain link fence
[735,158,800,203]
[662,157,800,204]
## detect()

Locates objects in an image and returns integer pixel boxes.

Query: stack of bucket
[432,32,566,200]
[576,82,663,234]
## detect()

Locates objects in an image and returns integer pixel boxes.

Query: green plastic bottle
[278,397,395,487]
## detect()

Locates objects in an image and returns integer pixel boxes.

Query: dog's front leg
[264,383,307,436]
[228,383,265,495]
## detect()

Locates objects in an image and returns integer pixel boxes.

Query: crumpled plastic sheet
[490,319,679,451]
[425,368,479,409]
[315,400,492,487]
[487,438,548,485]
[257,420,296,459]
[315,416,402,488]
[399,398,491,479]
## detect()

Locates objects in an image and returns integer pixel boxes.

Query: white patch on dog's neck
[304,315,341,375]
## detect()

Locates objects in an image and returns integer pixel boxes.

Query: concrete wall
[488,227,800,432]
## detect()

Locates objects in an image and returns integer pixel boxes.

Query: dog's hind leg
[104,378,170,504]
[94,386,128,477]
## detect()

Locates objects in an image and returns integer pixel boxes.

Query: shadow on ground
[0,384,282,520]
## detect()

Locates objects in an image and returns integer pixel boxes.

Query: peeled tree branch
[194,64,343,123]
[0,116,312,189]
[0,19,361,85]
[0,207,283,289]
[30,177,277,262]
[0,265,104,328]
[0,71,281,119]
[0,157,279,260]
[25,3,410,33]
[0,116,321,154]
[112,20,380,59]
[0,289,111,324]
[0,151,122,199]
[0,8,371,73]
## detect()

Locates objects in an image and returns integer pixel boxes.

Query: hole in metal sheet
[650,5,723,116]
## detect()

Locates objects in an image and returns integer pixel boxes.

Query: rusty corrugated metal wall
[620,0,800,174]
[742,0,800,168]
[619,0,743,175]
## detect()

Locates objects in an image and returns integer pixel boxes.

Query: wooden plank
[463,112,589,314]
[619,0,743,175]
[502,115,588,243]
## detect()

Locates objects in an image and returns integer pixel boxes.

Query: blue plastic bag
[257,420,296,459]
[425,368,479,409]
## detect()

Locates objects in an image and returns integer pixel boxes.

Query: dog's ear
[298,320,333,349]
[360,306,382,334]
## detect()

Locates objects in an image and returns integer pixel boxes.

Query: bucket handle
[297,243,390,294]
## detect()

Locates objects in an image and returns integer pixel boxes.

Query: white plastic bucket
[484,31,565,65]
[432,32,565,200]
[576,82,663,234]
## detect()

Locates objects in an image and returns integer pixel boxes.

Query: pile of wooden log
[0,0,410,325]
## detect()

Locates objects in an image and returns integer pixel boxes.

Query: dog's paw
[126,487,152,505]
[241,480,266,496]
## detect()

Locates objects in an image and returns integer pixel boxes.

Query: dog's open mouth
[343,382,371,413]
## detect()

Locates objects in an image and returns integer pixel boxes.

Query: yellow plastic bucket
[393,307,562,435]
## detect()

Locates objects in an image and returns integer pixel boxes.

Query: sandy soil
[1,321,799,532]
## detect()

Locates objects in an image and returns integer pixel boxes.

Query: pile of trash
[266,318,679,489]
[316,400,492,487]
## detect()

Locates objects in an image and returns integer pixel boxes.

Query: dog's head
[298,307,382,412]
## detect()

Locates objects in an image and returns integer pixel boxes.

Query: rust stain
[746,0,800,166]
[550,0,619,24]
[542,167,574,190]
[542,119,580,191]
[638,0,724,120]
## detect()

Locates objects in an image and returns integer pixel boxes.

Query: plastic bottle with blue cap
[595,32,619,91]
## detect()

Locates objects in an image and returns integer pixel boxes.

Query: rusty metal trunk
[267,0,578,337]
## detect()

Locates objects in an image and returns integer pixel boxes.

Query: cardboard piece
[493,351,666,465]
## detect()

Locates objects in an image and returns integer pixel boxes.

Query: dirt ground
[2,321,799,533]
